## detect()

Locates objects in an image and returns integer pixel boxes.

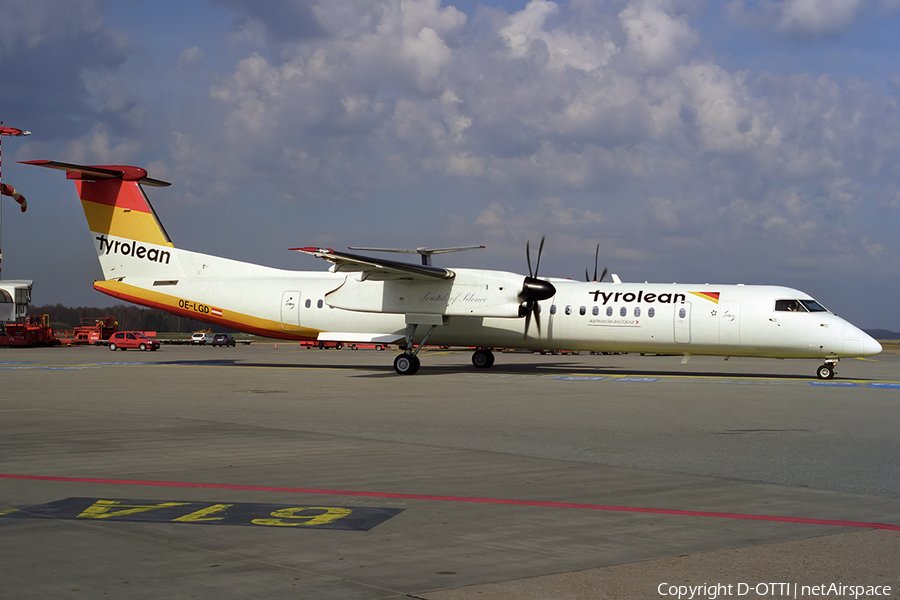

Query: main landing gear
[471,348,494,369]
[393,321,438,375]
[392,319,497,375]
[393,353,420,375]
[394,347,496,374]
[816,359,838,380]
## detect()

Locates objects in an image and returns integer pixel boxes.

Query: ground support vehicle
[300,340,344,349]
[0,315,60,347]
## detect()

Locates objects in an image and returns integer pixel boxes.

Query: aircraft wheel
[108,343,117,351]
[393,353,420,375]
[816,364,835,380]
[472,349,494,369]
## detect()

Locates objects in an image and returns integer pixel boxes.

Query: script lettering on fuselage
[96,235,170,264]
[588,290,685,305]
[420,291,488,305]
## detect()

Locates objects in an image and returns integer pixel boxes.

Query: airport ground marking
[2,497,401,530]
[3,473,898,531]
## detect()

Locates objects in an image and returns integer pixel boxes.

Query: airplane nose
[841,323,883,357]
[863,333,883,357]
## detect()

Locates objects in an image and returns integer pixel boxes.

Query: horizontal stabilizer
[21,160,171,187]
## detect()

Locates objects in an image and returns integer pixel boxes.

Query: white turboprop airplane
[25,160,882,378]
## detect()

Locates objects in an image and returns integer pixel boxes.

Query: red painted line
[3,473,898,531]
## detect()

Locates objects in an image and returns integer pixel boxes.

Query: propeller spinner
[520,237,556,339]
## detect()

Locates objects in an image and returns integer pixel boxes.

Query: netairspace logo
[657,582,892,599]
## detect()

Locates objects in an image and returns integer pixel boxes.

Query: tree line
[31,304,233,334]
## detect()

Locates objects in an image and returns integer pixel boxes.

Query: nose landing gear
[816,359,838,380]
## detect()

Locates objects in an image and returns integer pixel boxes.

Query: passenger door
[281,291,301,331]
[674,301,691,344]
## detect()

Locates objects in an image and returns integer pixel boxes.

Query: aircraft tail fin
[22,160,174,248]
[22,160,180,280]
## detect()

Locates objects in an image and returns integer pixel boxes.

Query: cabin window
[317,299,324,309]
[648,307,655,318]
[679,307,686,318]
[579,306,586,316]
[592,306,599,316]
[565,305,572,315]
[606,307,613,317]
[305,299,311,309]
[535,304,542,314]
[620,307,627,317]
[550,305,557,315]
[634,307,641,317]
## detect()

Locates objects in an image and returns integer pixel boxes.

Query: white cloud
[176,46,205,76]
[619,0,699,72]
[500,0,618,71]
[727,0,864,37]
[777,0,863,36]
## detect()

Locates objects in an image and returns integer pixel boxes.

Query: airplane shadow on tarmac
[153,357,849,380]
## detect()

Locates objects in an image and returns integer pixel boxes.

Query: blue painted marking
[614,377,660,383]
[555,376,606,381]
[866,383,900,389]
[0,366,100,370]
[810,381,860,387]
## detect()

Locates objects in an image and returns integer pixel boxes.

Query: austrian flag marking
[210,308,222,317]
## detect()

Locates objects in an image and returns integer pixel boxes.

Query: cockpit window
[775,299,803,312]
[799,299,828,312]
[775,299,829,313]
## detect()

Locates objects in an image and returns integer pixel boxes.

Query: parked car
[191,332,213,345]
[211,333,236,347]
[108,331,160,351]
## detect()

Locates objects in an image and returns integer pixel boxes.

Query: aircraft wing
[292,247,455,280]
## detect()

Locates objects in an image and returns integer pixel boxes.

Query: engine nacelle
[324,268,531,318]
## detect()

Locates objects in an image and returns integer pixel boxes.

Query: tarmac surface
[1,342,898,599]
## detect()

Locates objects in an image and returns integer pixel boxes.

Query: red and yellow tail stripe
[78,180,173,247]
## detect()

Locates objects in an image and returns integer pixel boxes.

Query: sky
[1,0,899,330]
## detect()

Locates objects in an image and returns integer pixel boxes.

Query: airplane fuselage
[93,239,878,362]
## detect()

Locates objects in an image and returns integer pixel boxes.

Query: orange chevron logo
[689,291,720,304]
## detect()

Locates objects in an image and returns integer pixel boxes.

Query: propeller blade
[599,266,608,282]
[592,244,599,282]
[523,305,532,338]
[522,236,553,340]
[526,239,534,278]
